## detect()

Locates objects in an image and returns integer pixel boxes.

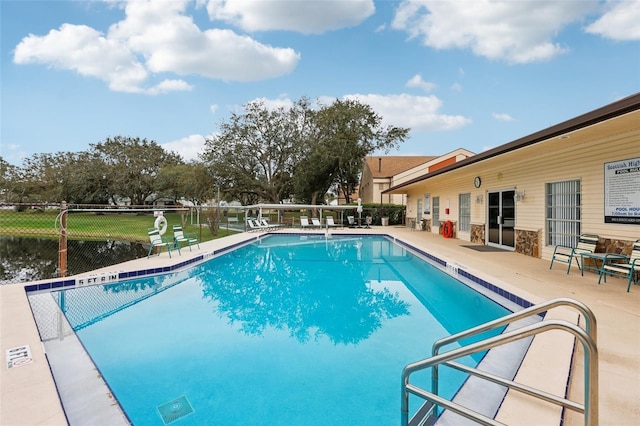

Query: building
[385,93,640,260]
[359,150,474,205]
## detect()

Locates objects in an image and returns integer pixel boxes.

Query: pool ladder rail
[401,297,598,426]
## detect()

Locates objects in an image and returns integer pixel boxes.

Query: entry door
[487,190,515,249]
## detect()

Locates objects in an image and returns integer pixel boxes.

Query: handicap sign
[6,345,33,368]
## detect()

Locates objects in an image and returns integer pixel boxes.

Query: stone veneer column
[515,229,541,258]
[470,224,485,244]
[600,238,634,255]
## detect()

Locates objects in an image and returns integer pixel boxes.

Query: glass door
[487,190,515,249]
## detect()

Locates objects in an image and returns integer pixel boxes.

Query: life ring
[442,220,453,238]
[154,215,168,235]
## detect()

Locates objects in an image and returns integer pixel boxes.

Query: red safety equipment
[442,220,454,238]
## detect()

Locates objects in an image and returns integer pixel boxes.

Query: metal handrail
[401,298,599,426]
[432,298,596,398]
[433,297,597,354]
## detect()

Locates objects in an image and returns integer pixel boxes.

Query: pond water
[0,236,147,285]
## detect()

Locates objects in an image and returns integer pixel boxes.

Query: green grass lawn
[0,209,234,243]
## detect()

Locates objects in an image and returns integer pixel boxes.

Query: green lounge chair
[598,239,640,292]
[173,225,200,251]
[549,233,599,274]
[148,227,179,258]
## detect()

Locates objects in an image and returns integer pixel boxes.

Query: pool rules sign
[604,157,640,225]
[6,345,33,368]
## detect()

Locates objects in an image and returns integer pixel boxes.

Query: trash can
[381,217,389,226]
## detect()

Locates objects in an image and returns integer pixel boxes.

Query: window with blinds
[546,180,581,247]
[433,196,440,226]
[459,193,471,232]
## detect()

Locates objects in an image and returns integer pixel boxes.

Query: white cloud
[161,134,207,162]
[14,23,152,93]
[147,79,194,95]
[13,0,300,93]
[492,112,514,122]
[205,0,375,34]
[210,104,219,114]
[248,96,295,111]
[450,83,463,92]
[391,0,597,63]
[0,144,28,166]
[249,93,470,132]
[343,93,471,131]
[585,0,640,41]
[406,74,436,92]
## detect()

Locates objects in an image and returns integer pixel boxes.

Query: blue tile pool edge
[23,234,264,294]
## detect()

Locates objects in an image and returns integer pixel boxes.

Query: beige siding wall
[360,166,374,203]
[402,127,639,259]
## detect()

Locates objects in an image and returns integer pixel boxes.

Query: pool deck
[1,226,639,425]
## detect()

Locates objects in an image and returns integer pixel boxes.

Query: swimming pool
[42,235,516,425]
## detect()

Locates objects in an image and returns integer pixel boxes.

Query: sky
[1,0,639,166]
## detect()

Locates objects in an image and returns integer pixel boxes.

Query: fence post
[58,201,68,277]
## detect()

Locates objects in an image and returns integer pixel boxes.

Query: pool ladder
[401,297,598,426]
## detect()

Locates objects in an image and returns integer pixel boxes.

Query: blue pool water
[56,235,510,425]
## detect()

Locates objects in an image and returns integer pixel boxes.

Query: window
[546,180,581,247]
[433,197,440,226]
[459,193,471,232]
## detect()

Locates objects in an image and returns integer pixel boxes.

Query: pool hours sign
[604,157,640,225]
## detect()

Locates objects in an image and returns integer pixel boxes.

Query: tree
[202,98,314,204]
[0,157,19,202]
[298,99,410,204]
[156,162,216,206]
[203,97,409,206]
[90,136,183,205]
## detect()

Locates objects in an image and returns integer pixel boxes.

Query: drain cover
[157,395,194,424]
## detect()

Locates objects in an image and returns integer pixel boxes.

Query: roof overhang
[384,92,640,194]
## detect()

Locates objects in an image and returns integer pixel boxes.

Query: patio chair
[247,219,263,232]
[326,216,341,229]
[311,217,322,228]
[173,225,200,252]
[598,239,640,292]
[260,218,282,231]
[300,216,312,229]
[549,233,599,274]
[148,227,179,258]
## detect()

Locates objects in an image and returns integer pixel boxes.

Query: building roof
[385,92,640,193]
[365,156,436,178]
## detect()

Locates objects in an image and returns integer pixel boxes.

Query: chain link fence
[1,202,405,285]
[0,203,236,285]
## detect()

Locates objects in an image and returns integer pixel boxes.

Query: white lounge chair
[326,216,341,229]
[311,217,322,228]
[247,219,263,232]
[300,216,312,229]
[260,218,283,230]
